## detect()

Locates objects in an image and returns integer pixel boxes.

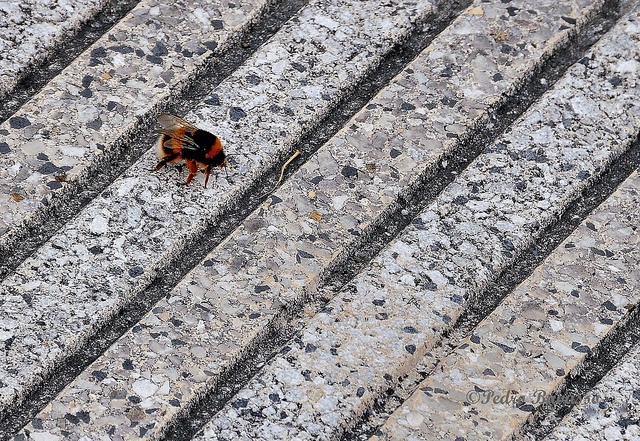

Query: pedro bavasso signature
[465,389,599,407]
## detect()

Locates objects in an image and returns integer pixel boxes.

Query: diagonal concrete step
[544,333,640,441]
[1,0,459,436]
[0,0,274,276]
[0,0,115,101]
[12,0,620,439]
[181,3,640,440]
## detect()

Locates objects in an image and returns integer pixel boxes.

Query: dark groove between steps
[0,1,310,438]
[0,0,141,124]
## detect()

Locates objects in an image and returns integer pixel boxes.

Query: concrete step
[545,333,640,441]
[1,0,640,440]
[0,0,113,100]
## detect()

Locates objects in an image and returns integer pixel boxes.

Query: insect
[153,113,227,188]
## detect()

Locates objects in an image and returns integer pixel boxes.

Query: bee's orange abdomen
[205,136,224,159]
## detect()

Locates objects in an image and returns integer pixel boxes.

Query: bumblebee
[153,113,226,187]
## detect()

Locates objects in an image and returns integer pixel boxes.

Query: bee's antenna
[221,156,232,183]
[224,154,235,168]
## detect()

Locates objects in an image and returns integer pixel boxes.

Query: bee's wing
[180,141,209,153]
[158,113,198,136]
[158,113,220,154]
[161,136,195,150]
[157,113,201,148]
[157,113,198,132]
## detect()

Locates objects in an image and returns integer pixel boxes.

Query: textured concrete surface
[546,334,640,441]
[0,0,111,100]
[196,3,640,440]
[367,8,640,438]
[13,0,611,439]
[1,0,640,440]
[370,169,640,440]
[2,0,447,433]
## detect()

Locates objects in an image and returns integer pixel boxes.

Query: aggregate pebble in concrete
[15,0,618,438]
[193,5,640,441]
[1,0,448,430]
[0,0,111,99]
[545,334,640,441]
[0,0,268,241]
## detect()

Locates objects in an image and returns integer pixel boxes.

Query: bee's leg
[151,159,167,172]
[180,160,199,186]
[151,154,177,172]
[204,165,212,189]
[221,159,232,184]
